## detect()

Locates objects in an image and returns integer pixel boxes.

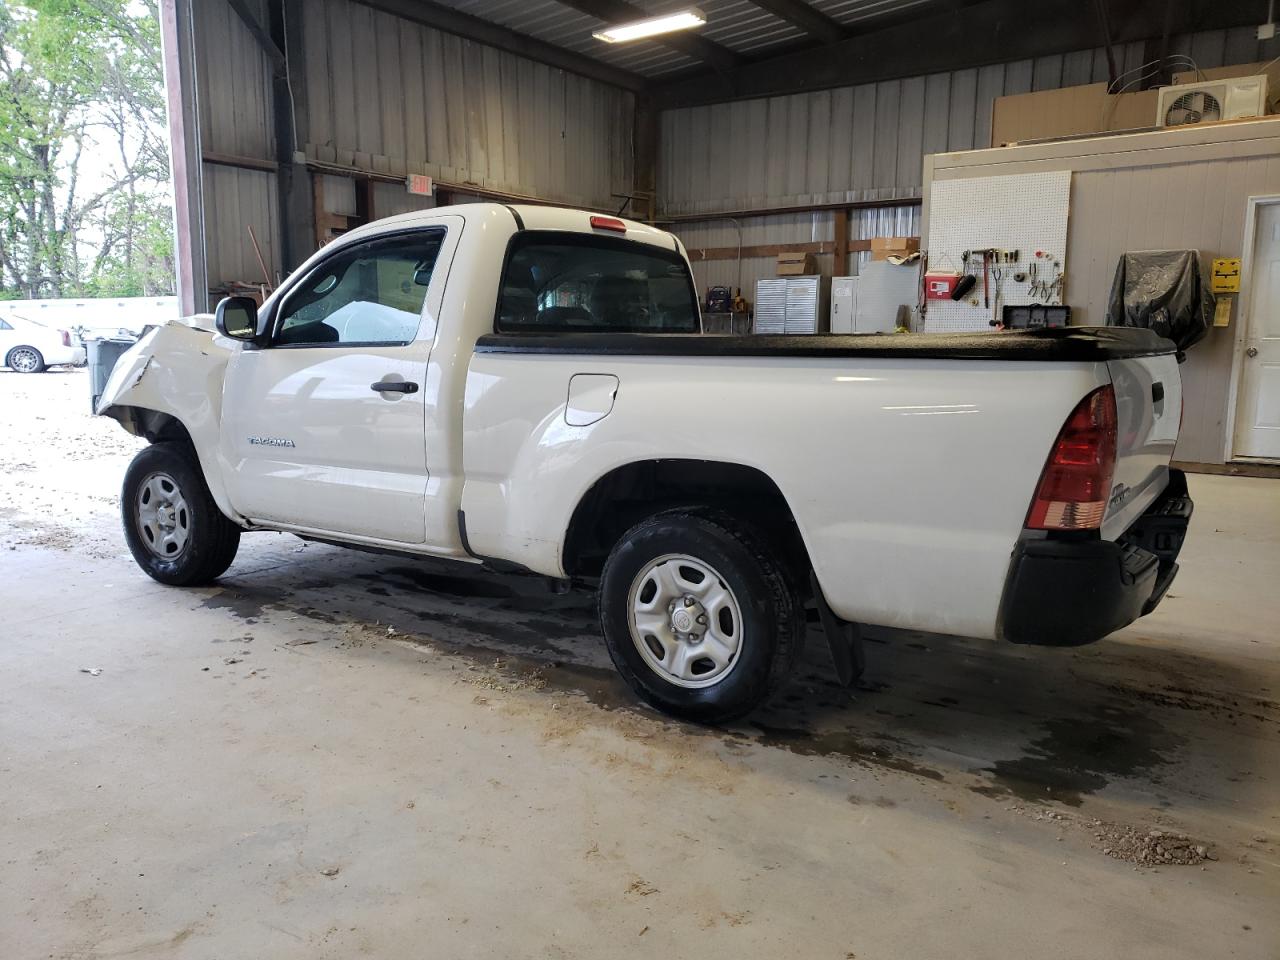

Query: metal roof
[427,0,930,77]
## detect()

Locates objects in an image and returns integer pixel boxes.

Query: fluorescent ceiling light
[592,8,707,43]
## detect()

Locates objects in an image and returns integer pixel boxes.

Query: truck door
[220,223,457,543]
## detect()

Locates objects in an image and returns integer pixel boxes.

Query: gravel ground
[0,368,144,556]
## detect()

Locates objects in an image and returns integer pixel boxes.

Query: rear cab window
[496,231,700,334]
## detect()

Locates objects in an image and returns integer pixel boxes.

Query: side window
[0,319,11,330]
[274,231,444,346]
[496,232,699,334]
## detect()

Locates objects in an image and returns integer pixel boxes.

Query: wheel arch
[102,404,196,446]
[562,458,813,585]
[104,404,243,525]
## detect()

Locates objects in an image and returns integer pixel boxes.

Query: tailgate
[1101,353,1182,540]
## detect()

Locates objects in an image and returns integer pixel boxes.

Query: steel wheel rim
[135,471,192,560]
[627,553,743,689]
[11,348,38,372]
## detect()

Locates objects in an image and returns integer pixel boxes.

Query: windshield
[496,232,699,334]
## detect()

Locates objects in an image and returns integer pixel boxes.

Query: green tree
[0,0,172,298]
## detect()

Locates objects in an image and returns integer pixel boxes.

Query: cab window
[274,231,444,346]
[496,232,699,334]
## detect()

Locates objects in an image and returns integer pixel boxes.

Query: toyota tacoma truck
[97,204,1193,722]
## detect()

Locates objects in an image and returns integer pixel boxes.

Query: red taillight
[60,329,71,346]
[589,215,626,233]
[1026,385,1118,531]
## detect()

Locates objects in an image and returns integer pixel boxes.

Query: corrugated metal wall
[301,0,634,209]
[927,122,1280,464]
[665,27,1280,296]
[190,0,635,300]
[192,0,280,296]
[661,46,1136,216]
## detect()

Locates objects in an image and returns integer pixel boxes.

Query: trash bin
[87,338,137,413]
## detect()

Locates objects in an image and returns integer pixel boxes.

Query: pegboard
[923,171,1071,333]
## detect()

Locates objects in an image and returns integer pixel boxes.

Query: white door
[831,277,857,334]
[220,226,453,542]
[1236,202,1280,459]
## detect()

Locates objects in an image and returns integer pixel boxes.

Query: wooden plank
[1172,459,1280,479]
[833,208,850,276]
[312,172,348,246]
[658,196,920,224]
[203,151,278,172]
[683,237,900,262]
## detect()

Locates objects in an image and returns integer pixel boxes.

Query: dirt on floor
[2,369,1278,960]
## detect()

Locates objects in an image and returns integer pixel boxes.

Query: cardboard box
[776,251,817,276]
[990,82,1159,146]
[869,236,920,261]
[989,65,1280,147]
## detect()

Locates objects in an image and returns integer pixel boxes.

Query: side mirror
[215,296,260,341]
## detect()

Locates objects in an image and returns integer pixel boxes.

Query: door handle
[1246,346,1259,358]
[370,380,419,394]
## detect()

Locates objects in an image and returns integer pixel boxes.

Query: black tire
[121,442,241,585]
[6,345,46,373]
[598,510,803,724]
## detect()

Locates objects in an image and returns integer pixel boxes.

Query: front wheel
[598,511,803,724]
[7,346,46,373]
[122,442,242,585]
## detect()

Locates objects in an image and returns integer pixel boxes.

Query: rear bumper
[43,346,85,366]
[998,469,1193,646]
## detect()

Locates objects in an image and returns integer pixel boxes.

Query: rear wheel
[122,442,241,585]
[7,346,45,373]
[599,510,803,723]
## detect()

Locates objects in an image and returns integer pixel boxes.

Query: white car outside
[0,314,86,372]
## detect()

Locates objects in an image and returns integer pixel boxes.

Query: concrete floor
[2,370,1278,960]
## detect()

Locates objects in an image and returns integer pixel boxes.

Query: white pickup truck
[98,203,1193,721]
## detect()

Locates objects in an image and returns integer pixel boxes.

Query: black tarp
[1105,250,1214,354]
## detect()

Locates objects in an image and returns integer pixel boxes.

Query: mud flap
[810,571,865,687]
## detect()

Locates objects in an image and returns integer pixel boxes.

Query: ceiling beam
[352,0,647,92]
[226,0,287,74]
[744,0,846,45]
[653,0,1267,108]
[554,0,743,74]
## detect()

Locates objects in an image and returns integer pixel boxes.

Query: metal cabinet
[830,277,858,334]
[855,260,917,333]
[754,277,824,334]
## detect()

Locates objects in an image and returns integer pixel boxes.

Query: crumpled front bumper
[998,469,1193,647]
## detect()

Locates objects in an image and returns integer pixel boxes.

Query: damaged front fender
[97,318,242,522]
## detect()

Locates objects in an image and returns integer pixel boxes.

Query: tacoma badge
[248,436,296,448]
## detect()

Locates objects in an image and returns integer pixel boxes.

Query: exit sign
[406,174,433,196]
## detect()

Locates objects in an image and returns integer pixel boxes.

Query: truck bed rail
[474,327,1175,362]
